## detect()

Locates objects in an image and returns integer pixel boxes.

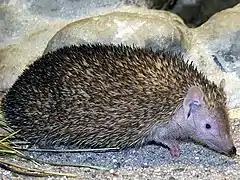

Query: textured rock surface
[0,2,73,91]
[171,0,240,27]
[189,5,240,109]
[43,7,187,54]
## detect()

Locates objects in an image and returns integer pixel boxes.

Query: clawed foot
[169,141,180,157]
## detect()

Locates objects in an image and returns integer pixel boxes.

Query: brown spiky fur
[1,43,228,149]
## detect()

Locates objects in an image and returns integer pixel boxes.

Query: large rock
[43,6,187,54]
[189,4,240,108]
[0,4,72,91]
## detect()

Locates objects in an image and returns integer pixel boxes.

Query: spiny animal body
[2,43,236,157]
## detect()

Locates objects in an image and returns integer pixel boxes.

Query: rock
[27,0,240,27]
[190,3,240,108]
[0,3,72,91]
[192,4,240,76]
[43,6,187,54]
[124,0,176,9]
[171,0,240,27]
[24,0,125,19]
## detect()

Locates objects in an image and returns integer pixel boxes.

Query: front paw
[169,140,180,157]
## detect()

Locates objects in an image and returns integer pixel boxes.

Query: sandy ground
[0,114,239,180]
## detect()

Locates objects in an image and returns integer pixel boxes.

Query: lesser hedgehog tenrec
[2,43,236,157]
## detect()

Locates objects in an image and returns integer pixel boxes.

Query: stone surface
[171,0,240,27]
[0,1,75,91]
[43,7,187,54]
[189,4,240,108]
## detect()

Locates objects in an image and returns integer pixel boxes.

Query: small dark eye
[206,124,211,129]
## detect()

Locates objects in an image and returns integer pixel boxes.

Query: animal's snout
[228,146,237,156]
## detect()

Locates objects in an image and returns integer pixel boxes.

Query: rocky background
[0,0,240,179]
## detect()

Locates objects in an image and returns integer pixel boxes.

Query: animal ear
[219,78,226,89]
[183,86,205,119]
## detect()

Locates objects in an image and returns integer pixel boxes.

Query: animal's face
[182,86,236,156]
[184,103,236,156]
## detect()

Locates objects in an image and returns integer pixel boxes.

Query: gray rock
[25,0,124,18]
[43,8,187,54]
[6,0,170,19]
[210,31,240,75]
[171,0,240,27]
[190,4,240,108]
